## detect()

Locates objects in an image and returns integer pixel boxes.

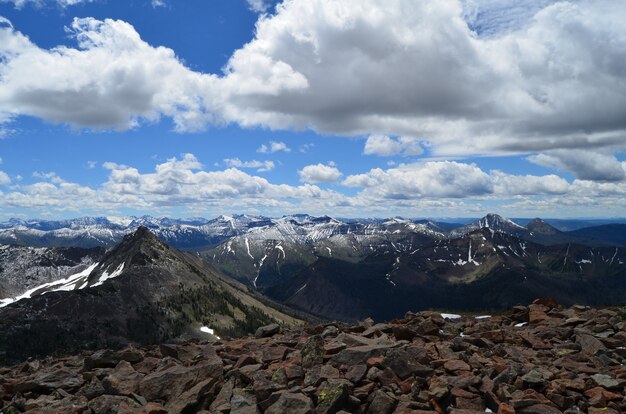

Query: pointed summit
[526,218,560,235]
[451,213,526,237]
[84,226,171,287]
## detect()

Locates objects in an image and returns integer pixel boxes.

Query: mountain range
[0,213,625,361]
[1,213,624,250]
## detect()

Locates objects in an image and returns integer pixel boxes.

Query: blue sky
[0,0,625,219]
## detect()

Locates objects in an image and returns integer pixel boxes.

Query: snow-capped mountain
[449,213,527,237]
[205,215,447,288]
[0,215,270,249]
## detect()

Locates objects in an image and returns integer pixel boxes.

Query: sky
[0,0,625,220]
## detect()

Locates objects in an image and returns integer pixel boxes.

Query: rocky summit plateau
[1,301,626,414]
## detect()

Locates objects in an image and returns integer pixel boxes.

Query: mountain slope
[205,215,444,288]
[0,244,104,300]
[267,229,626,321]
[0,227,304,364]
[566,223,626,246]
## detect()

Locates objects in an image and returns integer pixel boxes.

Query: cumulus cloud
[1,154,347,213]
[0,17,219,132]
[214,0,626,159]
[257,141,290,153]
[0,170,10,186]
[4,155,626,217]
[298,163,342,183]
[246,0,269,13]
[363,135,423,157]
[527,150,626,182]
[151,0,166,7]
[343,161,570,200]
[224,158,275,172]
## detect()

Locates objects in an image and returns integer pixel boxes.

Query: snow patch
[0,262,99,308]
[200,326,220,339]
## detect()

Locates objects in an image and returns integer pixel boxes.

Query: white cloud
[0,0,94,8]
[246,0,269,13]
[3,155,626,217]
[298,163,342,183]
[0,17,219,132]
[343,161,570,200]
[1,154,347,213]
[216,0,626,159]
[86,160,98,169]
[363,135,423,157]
[151,0,166,7]
[527,150,626,182]
[299,143,314,153]
[0,170,10,186]
[224,158,275,172]
[257,141,291,153]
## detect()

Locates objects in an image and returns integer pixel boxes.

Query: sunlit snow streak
[200,326,221,339]
[0,262,99,308]
[93,262,125,287]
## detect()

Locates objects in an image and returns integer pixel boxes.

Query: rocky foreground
[1,302,626,414]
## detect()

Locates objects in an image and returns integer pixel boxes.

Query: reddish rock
[498,403,515,414]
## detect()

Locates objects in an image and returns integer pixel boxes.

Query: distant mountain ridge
[2,213,624,251]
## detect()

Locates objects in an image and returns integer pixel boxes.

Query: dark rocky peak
[84,227,173,286]
[526,218,561,235]
[477,213,523,230]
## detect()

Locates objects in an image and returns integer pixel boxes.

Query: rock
[266,392,314,414]
[102,360,143,395]
[14,368,84,393]
[444,359,471,373]
[166,377,220,413]
[382,347,433,380]
[428,376,449,400]
[83,349,119,370]
[517,404,564,414]
[322,326,340,338]
[262,345,288,363]
[331,345,394,366]
[583,386,623,406]
[590,373,621,390]
[302,335,325,368]
[139,359,222,402]
[345,364,367,383]
[231,388,259,414]
[88,394,141,414]
[529,308,548,324]
[255,324,280,338]
[576,334,606,355]
[368,389,397,414]
[77,376,105,400]
[392,325,418,341]
[532,298,559,309]
[521,370,545,387]
[316,379,351,414]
